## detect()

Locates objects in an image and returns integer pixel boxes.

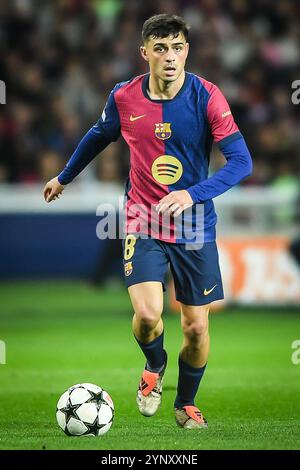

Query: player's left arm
[185,84,252,204]
[157,84,252,215]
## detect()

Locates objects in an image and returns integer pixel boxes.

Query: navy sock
[174,355,207,408]
[135,331,166,373]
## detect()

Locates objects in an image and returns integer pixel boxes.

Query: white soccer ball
[56,383,114,436]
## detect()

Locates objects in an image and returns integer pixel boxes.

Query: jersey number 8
[124,234,137,261]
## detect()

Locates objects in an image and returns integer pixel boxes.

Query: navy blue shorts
[122,235,224,306]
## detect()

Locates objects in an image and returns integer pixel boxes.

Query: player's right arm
[43,84,122,203]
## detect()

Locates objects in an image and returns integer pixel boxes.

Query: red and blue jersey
[59,72,252,243]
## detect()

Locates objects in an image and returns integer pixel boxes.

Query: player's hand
[43,177,65,203]
[156,190,193,217]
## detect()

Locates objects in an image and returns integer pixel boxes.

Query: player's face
[141,32,189,83]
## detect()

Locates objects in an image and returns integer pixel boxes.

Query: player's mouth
[164,65,176,76]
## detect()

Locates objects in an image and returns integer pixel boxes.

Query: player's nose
[165,55,176,63]
[165,49,176,62]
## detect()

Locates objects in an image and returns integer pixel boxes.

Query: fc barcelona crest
[155,123,172,140]
[124,261,133,276]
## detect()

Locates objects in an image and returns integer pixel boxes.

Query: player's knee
[135,304,161,333]
[139,316,160,336]
[183,318,209,343]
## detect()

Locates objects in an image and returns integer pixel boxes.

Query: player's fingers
[52,190,64,202]
[43,185,51,201]
[47,188,58,203]
[169,203,180,216]
[157,203,169,215]
[44,180,64,203]
[156,201,165,212]
[173,206,183,217]
[162,203,177,216]
[45,189,53,202]
[157,196,174,213]
[156,202,163,213]
[157,193,172,206]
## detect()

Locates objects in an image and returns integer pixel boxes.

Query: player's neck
[148,71,185,100]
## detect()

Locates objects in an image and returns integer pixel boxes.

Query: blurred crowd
[0,0,300,189]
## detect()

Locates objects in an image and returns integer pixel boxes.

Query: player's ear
[140,45,149,62]
[185,42,190,58]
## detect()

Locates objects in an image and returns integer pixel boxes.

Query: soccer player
[43,14,252,429]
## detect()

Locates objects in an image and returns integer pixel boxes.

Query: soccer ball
[56,383,114,436]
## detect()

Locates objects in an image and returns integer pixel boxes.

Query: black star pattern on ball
[84,415,101,436]
[86,390,104,404]
[60,399,81,422]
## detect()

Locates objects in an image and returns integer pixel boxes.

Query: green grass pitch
[0,281,299,450]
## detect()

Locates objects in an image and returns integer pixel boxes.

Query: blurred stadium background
[0,0,300,450]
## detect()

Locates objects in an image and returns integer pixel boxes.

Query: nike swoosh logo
[204,285,217,296]
[130,114,146,122]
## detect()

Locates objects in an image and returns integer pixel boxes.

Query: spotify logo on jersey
[151,155,183,185]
